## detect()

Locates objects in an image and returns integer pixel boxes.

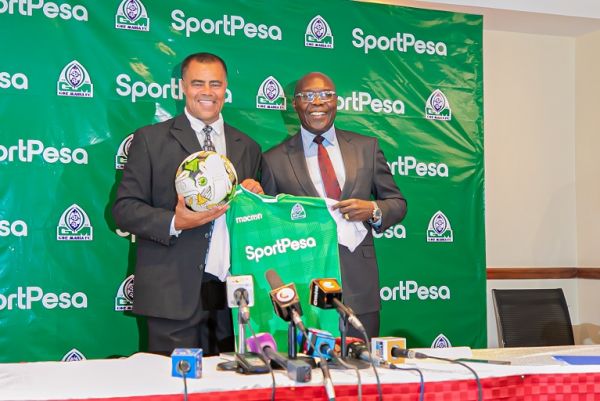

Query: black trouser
[146,273,234,356]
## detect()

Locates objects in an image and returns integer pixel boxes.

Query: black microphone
[265,269,307,334]
[309,278,365,332]
[391,348,427,359]
[347,341,371,363]
[246,333,312,383]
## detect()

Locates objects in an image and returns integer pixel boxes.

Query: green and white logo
[57,204,93,241]
[115,274,134,311]
[57,60,93,98]
[305,15,333,49]
[425,89,451,121]
[426,211,453,242]
[431,333,452,348]
[62,348,86,362]
[256,76,286,110]
[115,134,133,169]
[291,203,306,220]
[115,0,150,31]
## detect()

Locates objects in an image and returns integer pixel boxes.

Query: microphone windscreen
[246,332,278,353]
[265,269,284,289]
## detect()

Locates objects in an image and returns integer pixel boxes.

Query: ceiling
[359,0,600,36]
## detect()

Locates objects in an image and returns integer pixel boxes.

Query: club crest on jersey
[115,0,150,31]
[291,203,306,220]
[305,15,334,49]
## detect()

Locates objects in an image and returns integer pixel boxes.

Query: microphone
[309,278,365,332]
[226,275,254,321]
[301,328,337,360]
[227,275,254,354]
[246,332,312,383]
[265,269,307,334]
[391,348,426,359]
[347,341,372,363]
[371,336,407,365]
[171,348,202,378]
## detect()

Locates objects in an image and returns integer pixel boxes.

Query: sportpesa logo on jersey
[246,237,317,262]
[115,0,149,31]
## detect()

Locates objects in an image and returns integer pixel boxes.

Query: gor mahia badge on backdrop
[62,348,86,362]
[431,334,452,348]
[115,134,134,169]
[115,0,150,31]
[305,15,334,49]
[256,76,286,110]
[57,204,93,241]
[290,203,306,220]
[57,61,93,98]
[425,89,451,121]
[426,211,453,242]
[115,275,134,311]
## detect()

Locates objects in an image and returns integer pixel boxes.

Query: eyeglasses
[294,90,337,103]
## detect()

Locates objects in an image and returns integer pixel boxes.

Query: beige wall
[484,30,577,267]
[575,31,600,267]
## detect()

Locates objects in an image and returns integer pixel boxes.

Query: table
[2,345,600,400]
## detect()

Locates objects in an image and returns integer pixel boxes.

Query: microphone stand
[237,307,249,354]
[288,320,298,359]
[339,314,349,358]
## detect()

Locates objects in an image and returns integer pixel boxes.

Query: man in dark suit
[261,72,407,338]
[113,53,262,355]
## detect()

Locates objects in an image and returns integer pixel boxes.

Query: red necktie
[313,135,341,200]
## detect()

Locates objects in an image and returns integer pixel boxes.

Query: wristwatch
[368,201,382,224]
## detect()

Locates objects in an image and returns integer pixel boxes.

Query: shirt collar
[301,124,337,149]
[184,108,224,138]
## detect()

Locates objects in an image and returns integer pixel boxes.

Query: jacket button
[198,263,204,270]
[204,233,209,239]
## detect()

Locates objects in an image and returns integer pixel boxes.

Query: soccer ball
[174,151,238,211]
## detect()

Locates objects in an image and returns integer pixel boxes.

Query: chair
[492,288,575,347]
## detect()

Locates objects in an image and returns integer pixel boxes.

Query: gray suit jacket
[261,129,406,314]
[113,114,261,320]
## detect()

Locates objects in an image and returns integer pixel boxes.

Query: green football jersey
[227,187,342,351]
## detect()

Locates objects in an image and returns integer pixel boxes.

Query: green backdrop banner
[0,0,485,362]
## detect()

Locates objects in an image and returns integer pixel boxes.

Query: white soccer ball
[174,151,238,211]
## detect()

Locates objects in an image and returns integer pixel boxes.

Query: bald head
[293,72,338,135]
[294,72,336,95]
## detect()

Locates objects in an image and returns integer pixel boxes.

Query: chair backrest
[492,288,575,348]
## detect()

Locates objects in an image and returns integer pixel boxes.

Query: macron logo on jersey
[235,213,263,224]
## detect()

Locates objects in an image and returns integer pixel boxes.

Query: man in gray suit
[261,72,407,338]
[113,53,262,355]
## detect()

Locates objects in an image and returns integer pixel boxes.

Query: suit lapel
[337,129,358,199]
[287,132,320,197]
[224,123,243,167]
[170,114,201,155]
